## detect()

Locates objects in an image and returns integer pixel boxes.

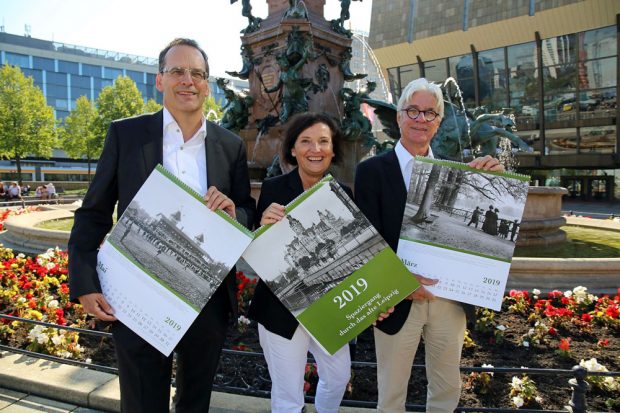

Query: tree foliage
[94,76,144,143]
[144,98,162,114]
[204,95,223,122]
[60,96,99,178]
[0,64,57,184]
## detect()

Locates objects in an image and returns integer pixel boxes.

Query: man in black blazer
[68,38,255,413]
[355,78,502,413]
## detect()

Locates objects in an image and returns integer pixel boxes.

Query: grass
[35,214,117,231]
[513,225,620,258]
[35,218,74,231]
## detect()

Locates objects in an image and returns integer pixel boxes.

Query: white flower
[481,363,494,376]
[532,289,541,296]
[535,396,543,403]
[36,333,50,344]
[522,340,530,348]
[45,262,56,270]
[85,358,92,364]
[17,253,25,259]
[511,376,523,388]
[564,290,573,298]
[579,358,608,373]
[496,324,506,331]
[17,297,27,303]
[512,396,524,407]
[47,300,59,309]
[51,335,62,345]
[237,315,251,325]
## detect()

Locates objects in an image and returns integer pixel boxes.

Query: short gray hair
[396,78,444,118]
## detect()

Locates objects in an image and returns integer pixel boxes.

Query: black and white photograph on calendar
[104,167,249,310]
[243,179,387,312]
[400,158,529,261]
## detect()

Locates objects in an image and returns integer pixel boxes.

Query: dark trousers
[112,282,231,413]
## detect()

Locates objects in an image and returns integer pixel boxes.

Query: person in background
[68,38,255,413]
[355,77,504,413]
[248,112,351,413]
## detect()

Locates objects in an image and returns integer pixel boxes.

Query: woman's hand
[260,203,286,226]
[468,155,505,172]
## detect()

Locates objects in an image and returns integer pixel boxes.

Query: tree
[0,65,57,184]
[144,98,162,114]
[203,95,223,122]
[94,76,144,144]
[411,164,441,224]
[60,96,99,179]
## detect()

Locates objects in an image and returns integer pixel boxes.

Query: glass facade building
[370,0,620,201]
[0,32,163,121]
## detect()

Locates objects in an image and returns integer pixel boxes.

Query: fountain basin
[516,187,568,247]
[0,208,74,254]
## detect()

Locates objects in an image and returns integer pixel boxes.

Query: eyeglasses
[160,67,208,81]
[401,107,439,122]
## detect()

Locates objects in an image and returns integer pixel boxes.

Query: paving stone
[0,388,26,409]
[2,395,75,412]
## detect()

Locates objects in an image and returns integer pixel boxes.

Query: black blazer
[68,110,256,317]
[354,150,474,335]
[247,168,353,339]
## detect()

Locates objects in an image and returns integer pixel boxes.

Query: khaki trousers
[375,298,466,413]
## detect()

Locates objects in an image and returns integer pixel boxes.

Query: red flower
[597,339,609,348]
[580,314,592,322]
[548,327,557,335]
[28,300,37,309]
[60,283,69,294]
[605,305,619,319]
[548,290,563,299]
[558,337,571,352]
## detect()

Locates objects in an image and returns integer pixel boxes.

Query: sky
[0,0,373,77]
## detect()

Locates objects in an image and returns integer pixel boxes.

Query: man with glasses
[355,78,503,412]
[69,38,255,413]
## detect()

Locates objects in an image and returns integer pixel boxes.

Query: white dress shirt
[394,141,434,191]
[162,108,208,195]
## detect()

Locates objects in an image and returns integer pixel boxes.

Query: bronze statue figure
[216,78,253,133]
[331,0,362,37]
[230,0,262,33]
[284,0,308,19]
[339,47,367,81]
[226,45,254,80]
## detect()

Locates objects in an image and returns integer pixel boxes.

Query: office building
[369,0,620,201]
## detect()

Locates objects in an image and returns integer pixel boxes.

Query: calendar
[97,166,253,355]
[397,157,529,311]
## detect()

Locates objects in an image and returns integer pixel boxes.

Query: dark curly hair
[281,113,343,166]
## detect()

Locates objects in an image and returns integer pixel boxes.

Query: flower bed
[0,243,618,410]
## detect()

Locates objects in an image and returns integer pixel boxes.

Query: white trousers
[375,298,466,413]
[258,323,351,413]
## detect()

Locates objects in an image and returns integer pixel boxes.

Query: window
[71,74,91,89]
[127,70,144,84]
[398,64,420,94]
[46,72,68,87]
[580,125,615,154]
[82,64,101,77]
[33,57,54,71]
[22,68,43,86]
[5,52,30,68]
[423,59,448,83]
[103,67,123,80]
[449,54,476,107]
[507,42,538,129]
[581,26,616,60]
[478,48,507,109]
[545,128,577,155]
[58,60,79,74]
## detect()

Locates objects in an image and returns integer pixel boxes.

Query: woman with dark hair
[248,112,350,413]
